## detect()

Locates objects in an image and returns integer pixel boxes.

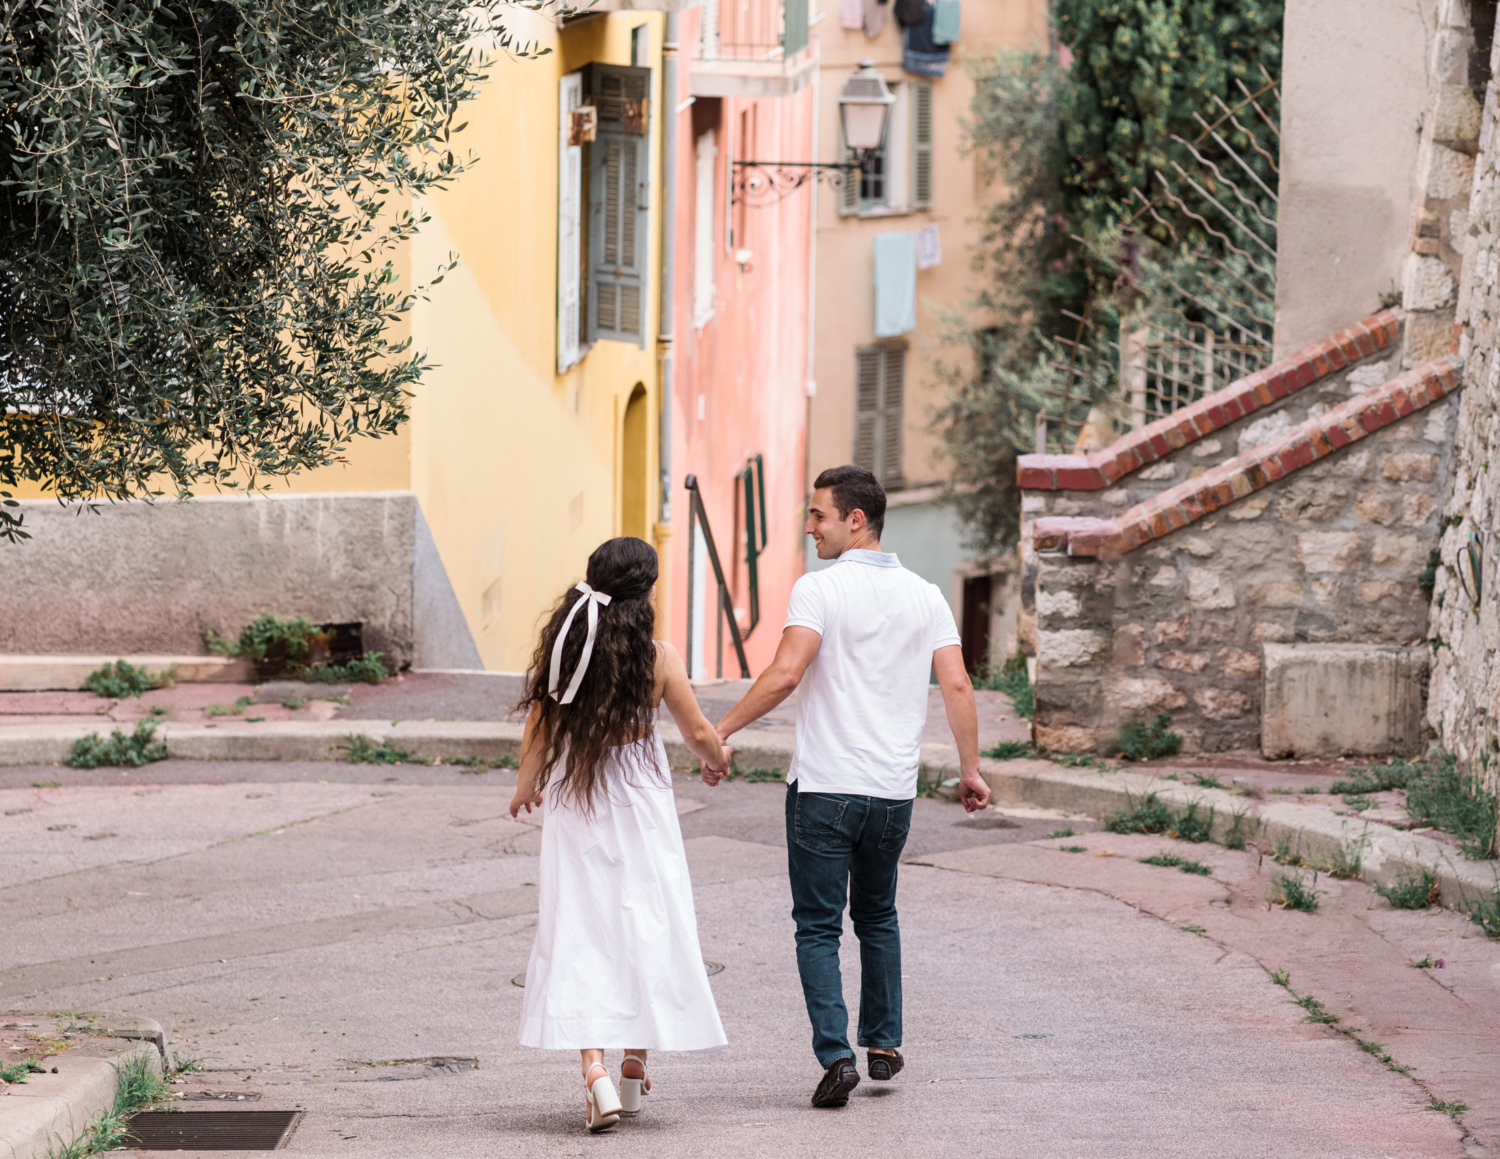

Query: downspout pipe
[658,12,678,527]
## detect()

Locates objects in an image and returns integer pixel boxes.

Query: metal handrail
[685,474,750,679]
[736,453,767,639]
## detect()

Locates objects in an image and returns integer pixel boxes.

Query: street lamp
[838,59,895,159]
[731,61,896,207]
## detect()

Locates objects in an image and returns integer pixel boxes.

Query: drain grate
[125,1110,302,1150]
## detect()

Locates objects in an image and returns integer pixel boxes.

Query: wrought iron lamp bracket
[731,160,863,207]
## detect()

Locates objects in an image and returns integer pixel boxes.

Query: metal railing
[700,0,808,63]
[685,473,750,679]
[736,453,767,637]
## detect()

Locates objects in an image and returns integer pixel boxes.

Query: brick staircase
[1018,311,1464,756]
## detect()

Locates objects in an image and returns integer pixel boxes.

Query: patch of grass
[1404,751,1498,860]
[974,655,1033,720]
[1375,868,1440,910]
[1222,808,1253,851]
[1332,757,1417,795]
[1341,794,1375,812]
[1046,828,1076,839]
[723,761,785,783]
[340,735,409,765]
[1268,836,1309,867]
[1271,870,1323,913]
[304,653,389,685]
[1138,851,1212,876]
[1293,993,1339,1023]
[170,1052,205,1074]
[1186,771,1225,789]
[1428,1098,1468,1118]
[1051,751,1111,770]
[280,696,305,711]
[1058,844,1088,853]
[916,763,959,799]
[1464,881,1500,938]
[1114,713,1183,761]
[1407,955,1438,969]
[46,1051,171,1159]
[209,615,325,664]
[1105,791,1175,835]
[1,1060,43,1084]
[1324,833,1368,881]
[83,660,170,700]
[33,779,60,788]
[1300,785,1324,794]
[1170,801,1215,843]
[1269,786,1293,795]
[206,696,253,718]
[1179,924,1207,937]
[1269,967,1290,988]
[982,740,1035,760]
[66,722,168,769]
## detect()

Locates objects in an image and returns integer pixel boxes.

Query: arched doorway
[621,384,649,541]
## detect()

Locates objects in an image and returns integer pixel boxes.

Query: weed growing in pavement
[1114,713,1183,760]
[170,1052,206,1074]
[1300,785,1324,794]
[1293,993,1340,1023]
[66,722,168,769]
[1105,791,1175,835]
[973,656,1033,720]
[1341,794,1375,812]
[1138,852,1212,876]
[1186,771,1225,789]
[1270,969,1415,1078]
[1407,955,1440,969]
[1046,828,1076,839]
[1058,845,1088,853]
[722,761,785,783]
[1270,870,1323,913]
[1178,924,1207,936]
[1266,836,1309,868]
[280,696,305,711]
[1222,808,1254,851]
[1171,801,1215,843]
[983,741,1035,760]
[1269,786,1294,795]
[441,754,518,773]
[44,1051,171,1159]
[83,660,171,699]
[1404,751,1498,859]
[1456,872,1500,938]
[1160,772,1180,781]
[1324,833,1368,881]
[1269,967,1290,988]
[305,653,389,685]
[1332,758,1418,796]
[0,1060,43,1084]
[1376,868,1441,910]
[206,696,253,718]
[340,735,410,765]
[32,780,59,788]
[1428,1099,1469,1118]
[1051,751,1113,770]
[916,763,960,799]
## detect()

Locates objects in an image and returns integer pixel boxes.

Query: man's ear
[847,507,866,532]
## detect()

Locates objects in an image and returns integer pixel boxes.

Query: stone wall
[0,492,482,671]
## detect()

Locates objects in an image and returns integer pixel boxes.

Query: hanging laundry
[841,0,863,30]
[902,4,949,77]
[874,232,918,338]
[862,0,887,39]
[932,0,960,44]
[916,224,942,270]
[894,0,926,27]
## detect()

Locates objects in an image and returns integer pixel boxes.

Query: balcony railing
[700,0,808,63]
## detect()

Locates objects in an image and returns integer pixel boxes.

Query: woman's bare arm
[657,642,732,780]
[508,705,547,818]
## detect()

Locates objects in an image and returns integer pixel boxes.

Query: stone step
[0,655,255,692]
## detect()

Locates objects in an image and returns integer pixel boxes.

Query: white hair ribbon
[548,581,613,704]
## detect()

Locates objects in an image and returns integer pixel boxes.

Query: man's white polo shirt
[783,549,961,800]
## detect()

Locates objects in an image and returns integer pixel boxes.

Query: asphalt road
[2,762,1489,1158]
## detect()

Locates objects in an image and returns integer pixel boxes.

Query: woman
[510,537,732,1132]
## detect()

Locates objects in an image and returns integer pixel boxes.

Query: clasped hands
[699,731,733,787]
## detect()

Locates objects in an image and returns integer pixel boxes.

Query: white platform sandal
[585,1063,622,1132]
[619,1052,651,1115]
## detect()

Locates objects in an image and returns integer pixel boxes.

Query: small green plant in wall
[84,660,171,699]
[1114,713,1183,760]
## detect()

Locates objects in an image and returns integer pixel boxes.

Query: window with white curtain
[694,130,718,328]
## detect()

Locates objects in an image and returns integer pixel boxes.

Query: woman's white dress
[519,731,727,1051]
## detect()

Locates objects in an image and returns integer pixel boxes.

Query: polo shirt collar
[838,548,902,568]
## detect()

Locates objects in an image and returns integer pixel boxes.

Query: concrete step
[0,655,254,691]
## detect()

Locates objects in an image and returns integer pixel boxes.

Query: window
[854,342,906,486]
[840,79,933,216]
[693,130,717,327]
[557,72,586,373]
[586,63,652,348]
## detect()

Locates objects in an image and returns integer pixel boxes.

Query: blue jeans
[785,782,912,1068]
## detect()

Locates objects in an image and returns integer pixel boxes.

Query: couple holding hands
[509,465,989,1131]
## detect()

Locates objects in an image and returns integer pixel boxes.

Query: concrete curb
[0,1016,165,1159]
[978,757,1500,911]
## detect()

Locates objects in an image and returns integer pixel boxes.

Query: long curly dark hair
[520,537,661,814]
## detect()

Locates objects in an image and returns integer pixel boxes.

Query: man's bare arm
[713,626,822,743]
[932,644,990,813]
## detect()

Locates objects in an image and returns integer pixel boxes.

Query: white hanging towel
[916,223,942,269]
[873,232,918,338]
[841,0,864,29]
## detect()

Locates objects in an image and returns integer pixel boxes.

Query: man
[708,464,990,1108]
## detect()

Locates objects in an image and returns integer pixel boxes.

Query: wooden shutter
[854,343,906,483]
[557,73,585,373]
[839,136,860,216]
[585,64,651,348]
[911,81,934,209]
[783,0,809,58]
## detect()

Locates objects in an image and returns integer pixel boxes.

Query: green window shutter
[585,64,651,347]
[880,342,906,486]
[782,0,809,59]
[911,81,934,209]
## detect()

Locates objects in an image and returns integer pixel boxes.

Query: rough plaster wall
[412,504,484,670]
[0,492,425,665]
[1275,0,1435,358]
[1033,400,1459,754]
[1430,22,1500,789]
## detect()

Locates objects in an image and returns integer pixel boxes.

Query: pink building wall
[664,7,814,676]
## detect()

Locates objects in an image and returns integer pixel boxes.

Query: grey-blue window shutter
[586,63,651,348]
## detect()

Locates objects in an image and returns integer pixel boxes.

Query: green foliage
[1170,801,1215,843]
[304,654,389,685]
[1046,828,1076,839]
[1058,845,1088,853]
[218,616,324,665]
[1138,851,1211,876]
[977,656,1035,721]
[1407,955,1438,969]
[1428,1099,1469,1118]
[1324,834,1368,881]
[1403,751,1498,859]
[341,736,408,765]
[170,1052,206,1075]
[916,763,961,799]
[1331,759,1416,795]
[1052,751,1112,770]
[445,753,518,773]
[1376,868,1440,910]
[206,696,254,718]
[45,1052,171,1159]
[1341,795,1375,812]
[983,740,1035,760]
[0,0,545,516]
[66,722,167,769]
[1222,807,1253,851]
[1271,870,1322,913]
[84,660,170,700]
[1106,791,1220,840]
[1115,714,1184,760]
[1466,885,1500,938]
[1186,771,1225,789]
[1268,967,1290,988]
[1292,993,1337,1023]
[0,1060,43,1084]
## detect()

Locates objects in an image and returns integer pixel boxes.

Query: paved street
[3,763,1493,1157]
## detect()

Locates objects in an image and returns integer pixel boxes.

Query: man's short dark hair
[813,465,886,539]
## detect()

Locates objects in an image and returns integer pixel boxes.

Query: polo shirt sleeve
[930,584,961,650]
[784,572,827,635]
